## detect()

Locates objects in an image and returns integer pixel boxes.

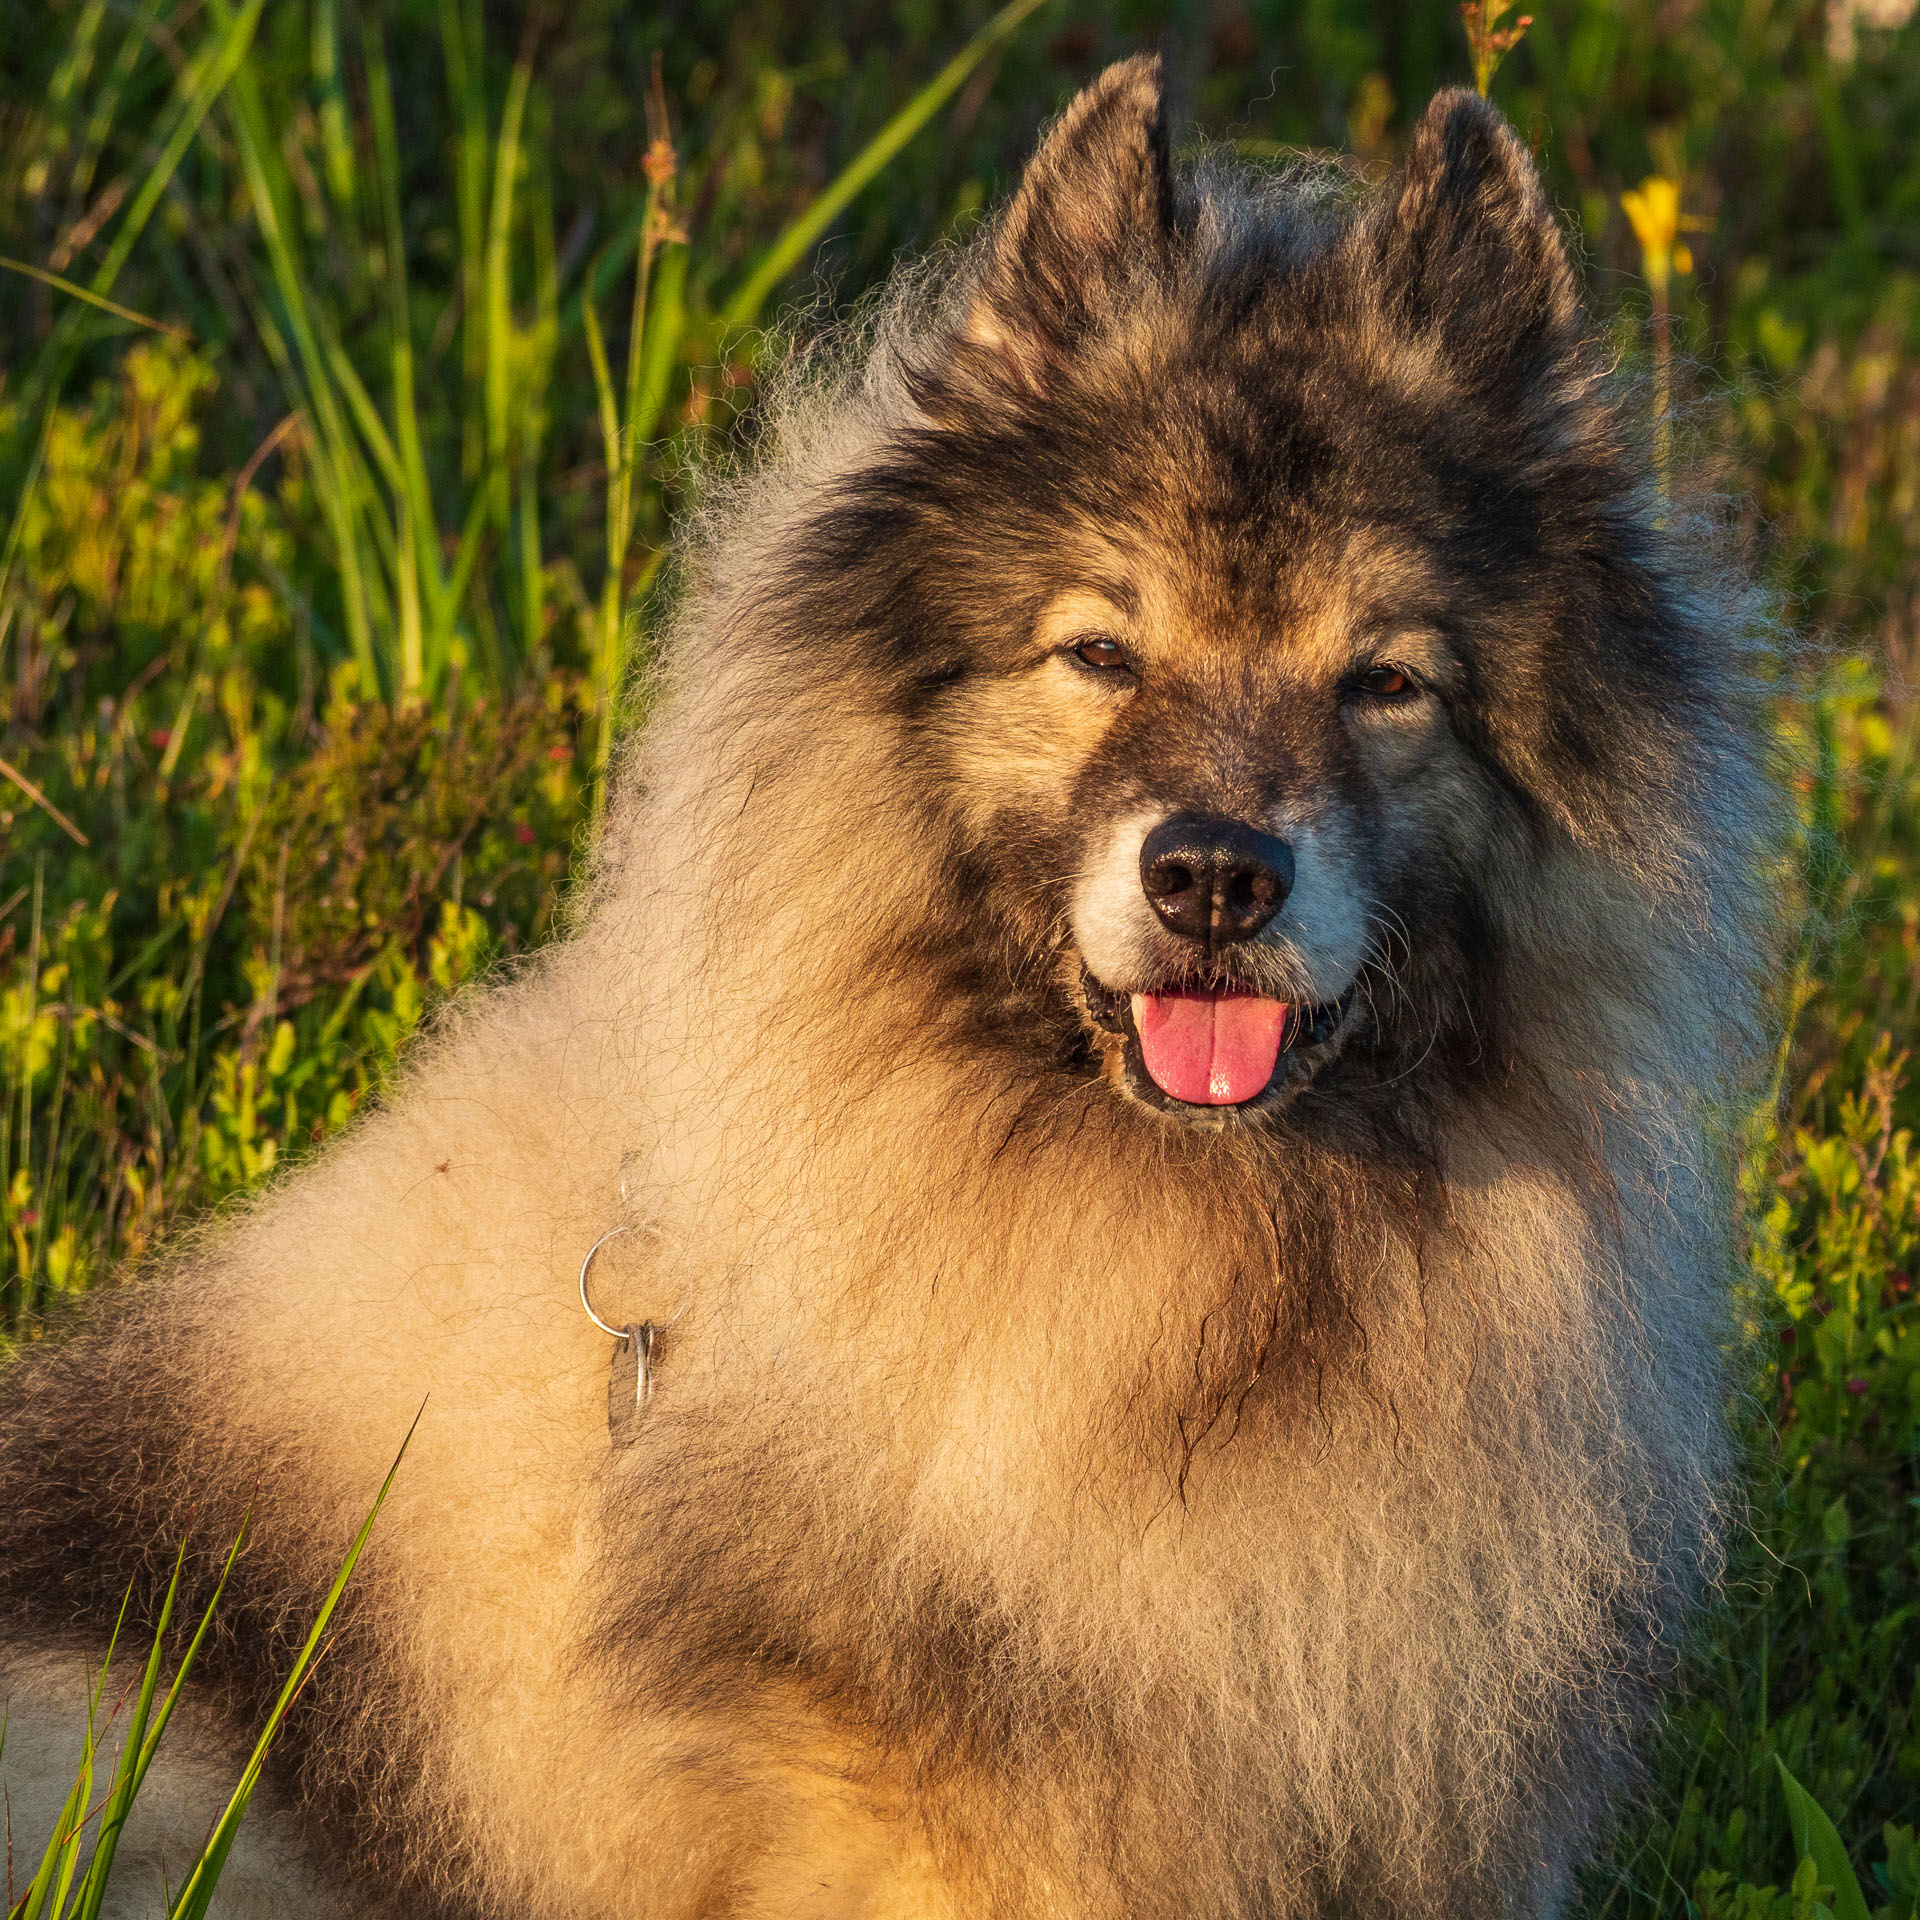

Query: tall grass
[4,1420,414,1920]
[2,0,1049,731]
[3,0,1048,712]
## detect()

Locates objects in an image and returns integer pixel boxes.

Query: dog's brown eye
[1359,665,1415,699]
[1072,635,1131,672]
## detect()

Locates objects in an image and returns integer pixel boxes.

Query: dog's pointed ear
[1368,90,1581,386]
[956,55,1175,396]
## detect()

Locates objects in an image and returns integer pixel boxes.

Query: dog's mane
[548,141,1779,1898]
[0,132,1783,1920]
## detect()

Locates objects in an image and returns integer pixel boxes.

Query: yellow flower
[1621,176,1681,295]
[1620,175,1710,297]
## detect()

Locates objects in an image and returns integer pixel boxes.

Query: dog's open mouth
[1080,969,1357,1115]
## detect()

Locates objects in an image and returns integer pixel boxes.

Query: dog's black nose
[1139,813,1295,948]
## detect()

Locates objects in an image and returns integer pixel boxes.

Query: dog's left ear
[1366,90,1581,388]
[954,54,1176,398]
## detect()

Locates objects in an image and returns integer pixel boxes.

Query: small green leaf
[1776,1756,1872,1920]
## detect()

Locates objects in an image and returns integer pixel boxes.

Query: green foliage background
[3,0,1920,1913]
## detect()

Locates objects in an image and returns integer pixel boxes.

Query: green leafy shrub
[0,335,595,1323]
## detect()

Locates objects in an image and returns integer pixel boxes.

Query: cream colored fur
[0,69,1768,1920]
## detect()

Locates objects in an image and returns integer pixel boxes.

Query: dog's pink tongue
[1130,990,1288,1106]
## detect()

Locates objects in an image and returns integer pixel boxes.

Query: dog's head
[756,60,1738,1130]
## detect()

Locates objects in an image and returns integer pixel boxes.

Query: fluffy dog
[1,58,1772,1920]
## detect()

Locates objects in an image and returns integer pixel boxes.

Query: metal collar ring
[578,1225,634,1339]
[579,1223,687,1339]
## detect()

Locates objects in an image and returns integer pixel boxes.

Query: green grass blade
[581,273,623,495]
[719,0,1053,332]
[12,1778,71,1920]
[1775,1757,1872,1920]
[363,20,452,693]
[86,0,265,313]
[0,260,187,340]
[310,0,357,221]
[610,186,662,565]
[515,134,559,661]
[0,400,57,612]
[484,49,533,537]
[13,1590,126,1920]
[64,0,166,219]
[440,0,489,484]
[630,242,688,459]
[324,337,406,497]
[14,1755,88,1920]
[206,0,381,696]
[45,4,108,136]
[164,1416,419,1920]
[581,282,626,818]
[121,1524,251,1813]
[0,0,261,496]
[5,1521,251,1920]
[72,1546,189,1920]
[443,487,491,622]
[517,460,543,663]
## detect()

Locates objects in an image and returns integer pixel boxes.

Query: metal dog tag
[607,1321,658,1448]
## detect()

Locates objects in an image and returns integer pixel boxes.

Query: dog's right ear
[948,55,1175,402]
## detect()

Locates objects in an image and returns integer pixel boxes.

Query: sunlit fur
[0,63,1776,1920]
